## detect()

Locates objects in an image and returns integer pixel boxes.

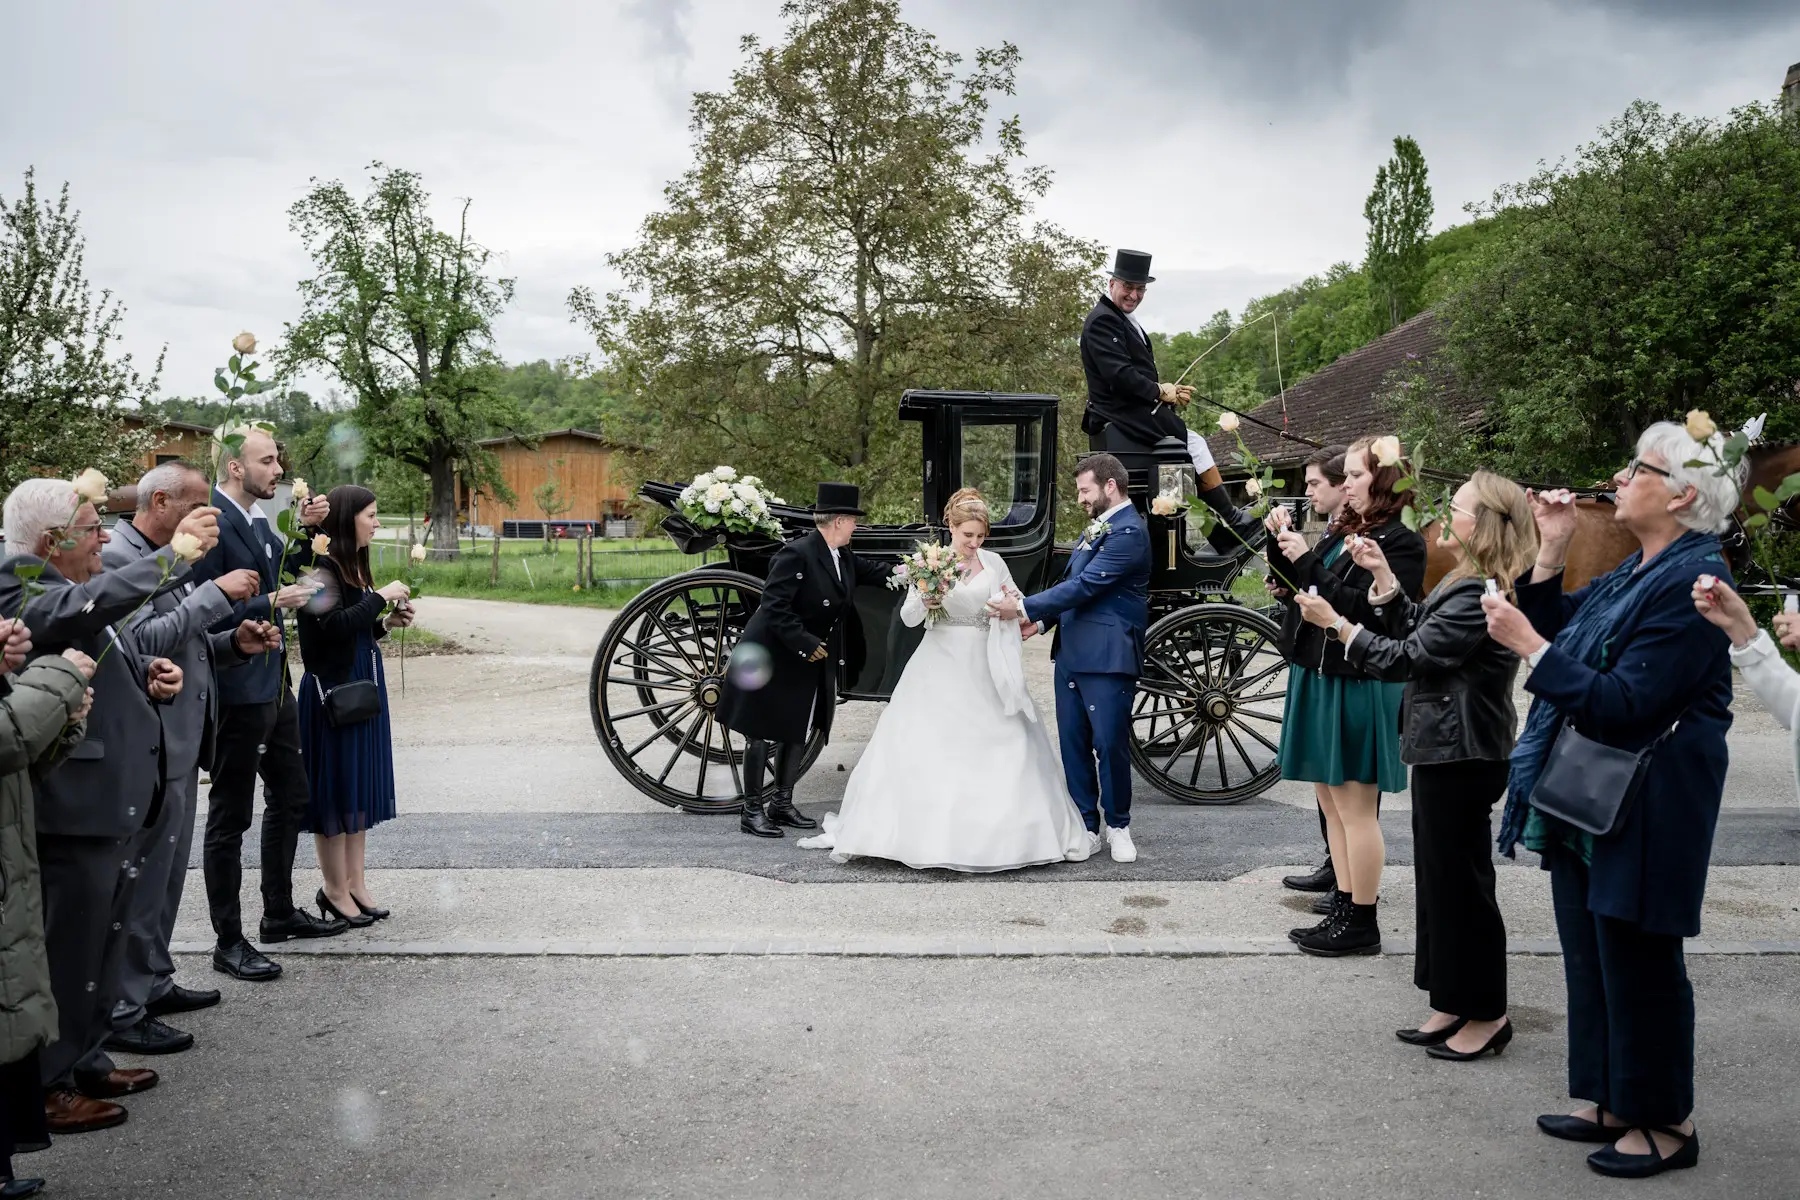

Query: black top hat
[1108,248,1155,284]
[812,482,865,516]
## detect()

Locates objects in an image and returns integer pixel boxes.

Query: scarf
[1496,530,1726,857]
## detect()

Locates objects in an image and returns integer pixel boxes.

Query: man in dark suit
[190,425,341,982]
[988,454,1152,863]
[1079,248,1259,550]
[103,460,282,1055]
[715,483,891,838]
[0,476,215,1132]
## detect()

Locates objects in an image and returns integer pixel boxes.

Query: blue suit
[1023,503,1151,831]
[190,487,314,707]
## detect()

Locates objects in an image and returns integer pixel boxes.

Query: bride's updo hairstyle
[943,487,990,532]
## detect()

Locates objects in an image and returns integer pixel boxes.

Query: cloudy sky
[3,0,1795,401]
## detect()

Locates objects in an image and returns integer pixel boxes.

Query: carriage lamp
[1157,463,1197,502]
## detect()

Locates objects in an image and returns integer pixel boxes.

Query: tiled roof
[1203,311,1485,471]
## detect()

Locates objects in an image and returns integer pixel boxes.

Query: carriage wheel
[1130,603,1287,804]
[590,570,826,814]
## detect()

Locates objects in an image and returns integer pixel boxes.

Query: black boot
[1297,900,1382,957]
[1282,854,1336,893]
[739,740,783,839]
[764,743,817,829]
[1199,484,1265,555]
[1289,889,1349,943]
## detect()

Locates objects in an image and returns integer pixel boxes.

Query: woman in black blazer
[1268,436,1426,956]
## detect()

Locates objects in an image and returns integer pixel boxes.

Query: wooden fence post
[490,530,501,585]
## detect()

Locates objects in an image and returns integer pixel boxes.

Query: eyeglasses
[1625,458,1673,482]
[1114,283,1147,297]
[60,522,103,537]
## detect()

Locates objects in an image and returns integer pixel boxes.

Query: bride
[796,488,1094,871]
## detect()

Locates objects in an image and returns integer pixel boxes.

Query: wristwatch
[1329,617,1349,642]
[1526,643,1550,670]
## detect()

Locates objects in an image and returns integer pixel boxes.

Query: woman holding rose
[1481,421,1739,1179]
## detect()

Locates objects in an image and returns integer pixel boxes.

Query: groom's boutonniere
[1077,518,1113,550]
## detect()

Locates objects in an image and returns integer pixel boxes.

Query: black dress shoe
[1395,1017,1467,1046]
[1282,859,1336,893]
[212,939,282,982]
[260,908,348,942]
[353,896,390,921]
[103,1016,194,1055]
[1587,1127,1699,1178]
[2,1178,46,1197]
[1538,1111,1628,1143]
[765,788,818,830]
[1426,1020,1513,1060]
[317,889,375,928]
[146,984,220,1016]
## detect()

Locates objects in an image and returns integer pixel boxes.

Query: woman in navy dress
[296,485,413,928]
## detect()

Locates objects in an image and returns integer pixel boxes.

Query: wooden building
[119,415,217,474]
[461,428,634,536]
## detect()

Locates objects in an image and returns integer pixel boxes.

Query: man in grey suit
[0,477,217,1134]
[101,461,281,1057]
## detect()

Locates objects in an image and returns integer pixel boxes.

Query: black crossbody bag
[1528,714,1686,837]
[315,648,381,728]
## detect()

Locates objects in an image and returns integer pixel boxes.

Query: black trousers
[1549,845,1695,1126]
[204,697,310,943]
[1410,760,1509,1020]
[36,834,138,1089]
[741,739,804,800]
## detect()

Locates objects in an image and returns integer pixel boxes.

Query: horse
[1418,442,1800,594]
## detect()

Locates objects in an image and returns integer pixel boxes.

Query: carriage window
[960,417,1041,527]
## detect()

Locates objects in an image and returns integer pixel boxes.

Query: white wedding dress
[797,548,1093,872]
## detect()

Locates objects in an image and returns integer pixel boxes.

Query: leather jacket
[1344,575,1521,765]
[1269,517,1426,677]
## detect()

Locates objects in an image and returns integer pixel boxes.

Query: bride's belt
[935,612,991,628]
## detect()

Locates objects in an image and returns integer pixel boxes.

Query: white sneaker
[1106,826,1137,863]
[1082,830,1104,859]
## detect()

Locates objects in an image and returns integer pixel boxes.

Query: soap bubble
[726,641,771,691]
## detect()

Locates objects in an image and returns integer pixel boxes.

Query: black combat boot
[1289,889,1349,944]
[1297,900,1382,958]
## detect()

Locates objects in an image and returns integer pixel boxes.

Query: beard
[1082,495,1107,519]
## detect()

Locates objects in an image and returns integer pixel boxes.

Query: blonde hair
[943,487,990,532]
[1441,471,1539,600]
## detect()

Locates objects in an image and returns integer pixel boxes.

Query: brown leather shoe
[78,1068,159,1099]
[44,1088,127,1133]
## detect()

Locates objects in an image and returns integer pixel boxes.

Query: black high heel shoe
[1587,1126,1699,1178]
[1396,1016,1467,1046]
[1425,1019,1512,1060]
[352,895,390,921]
[317,888,375,928]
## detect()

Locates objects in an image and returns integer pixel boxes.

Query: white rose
[680,487,698,505]
[1685,410,1717,442]
[232,331,257,355]
[1151,494,1179,517]
[1218,412,1240,432]
[410,543,428,563]
[1244,477,1263,499]
[706,482,732,503]
[169,531,205,562]
[703,499,721,514]
[71,468,109,503]
[290,478,311,502]
[693,473,714,489]
[712,465,737,481]
[311,533,331,555]
[1370,435,1404,468]
[741,475,761,487]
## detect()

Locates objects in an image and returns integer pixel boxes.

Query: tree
[0,168,161,494]
[1364,136,1434,332]
[532,458,574,553]
[1436,101,1800,483]
[493,359,632,435]
[573,0,1101,522]
[282,164,526,553]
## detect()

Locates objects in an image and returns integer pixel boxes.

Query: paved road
[37,955,1800,1199]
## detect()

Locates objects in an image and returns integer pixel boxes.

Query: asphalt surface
[36,955,1800,1199]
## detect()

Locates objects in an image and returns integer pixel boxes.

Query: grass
[367,536,724,610]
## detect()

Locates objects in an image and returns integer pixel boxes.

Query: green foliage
[574,0,1101,528]
[1364,136,1435,332]
[282,164,528,553]
[492,359,634,436]
[0,168,161,494]
[1433,101,1800,484]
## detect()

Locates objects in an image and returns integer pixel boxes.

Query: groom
[987,454,1151,862]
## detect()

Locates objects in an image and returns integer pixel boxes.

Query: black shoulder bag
[315,647,381,728]
[1528,714,1686,837]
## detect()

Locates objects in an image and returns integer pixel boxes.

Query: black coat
[1078,295,1189,444]
[1268,516,1426,676]
[716,532,890,745]
[295,560,390,687]
[1344,577,1521,765]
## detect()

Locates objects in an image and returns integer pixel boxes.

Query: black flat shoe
[260,908,348,943]
[147,983,220,1016]
[103,1015,194,1055]
[1587,1126,1699,1179]
[352,896,390,920]
[1537,1110,1628,1143]
[1426,1020,1513,1060]
[317,889,375,929]
[1396,1017,1467,1047]
[212,939,282,982]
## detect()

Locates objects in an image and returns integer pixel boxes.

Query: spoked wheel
[1130,603,1287,804]
[591,569,825,813]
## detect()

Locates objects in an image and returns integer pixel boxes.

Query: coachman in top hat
[1080,248,1260,548]
[715,483,892,837]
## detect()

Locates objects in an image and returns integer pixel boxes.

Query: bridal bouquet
[677,466,785,539]
[886,541,962,626]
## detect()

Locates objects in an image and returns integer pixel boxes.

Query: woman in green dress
[1267,436,1426,955]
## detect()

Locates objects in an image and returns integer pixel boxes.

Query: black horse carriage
[590,390,1290,812]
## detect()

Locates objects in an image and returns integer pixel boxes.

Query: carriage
[589,389,1291,813]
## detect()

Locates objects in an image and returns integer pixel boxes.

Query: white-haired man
[102,460,281,1057]
[0,477,215,1133]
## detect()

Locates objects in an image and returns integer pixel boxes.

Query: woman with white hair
[1480,421,1743,1179]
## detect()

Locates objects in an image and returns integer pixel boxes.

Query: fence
[371,533,724,594]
